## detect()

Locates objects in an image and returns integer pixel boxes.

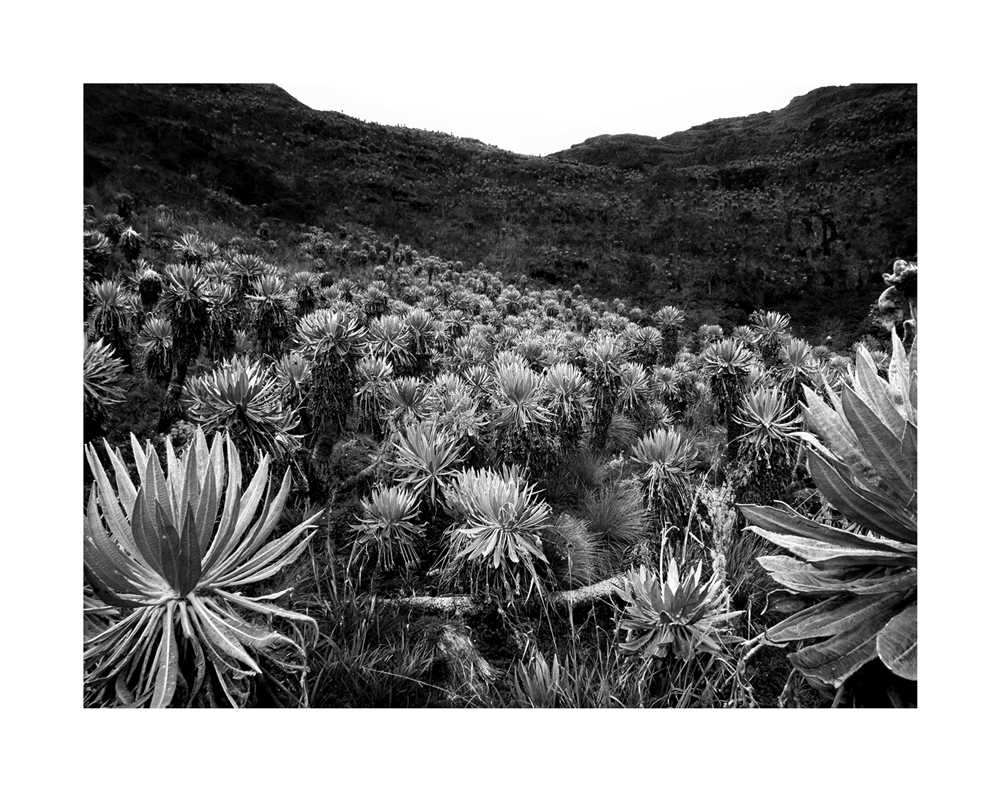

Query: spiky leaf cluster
[350,485,426,572]
[741,331,917,690]
[184,357,300,462]
[84,429,320,707]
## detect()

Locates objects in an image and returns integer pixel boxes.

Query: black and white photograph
[7,1,997,787]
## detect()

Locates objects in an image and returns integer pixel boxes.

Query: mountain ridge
[84,82,916,340]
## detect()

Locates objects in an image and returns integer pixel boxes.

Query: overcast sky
[280,82,828,157]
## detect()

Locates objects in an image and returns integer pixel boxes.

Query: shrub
[184,356,300,462]
[350,485,426,573]
[441,467,550,600]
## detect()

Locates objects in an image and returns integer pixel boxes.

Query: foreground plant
[740,329,918,692]
[615,559,745,706]
[84,429,321,707]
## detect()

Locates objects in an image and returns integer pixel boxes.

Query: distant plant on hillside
[135,316,173,386]
[750,310,791,365]
[542,362,594,454]
[732,386,799,505]
[295,308,365,447]
[702,338,755,463]
[289,271,320,317]
[160,264,211,397]
[136,267,163,313]
[249,274,295,358]
[490,361,554,474]
[118,227,143,263]
[653,305,686,364]
[778,338,819,404]
[584,337,625,453]
[630,428,695,526]
[356,356,394,438]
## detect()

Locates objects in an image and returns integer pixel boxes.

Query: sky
[280,82,828,157]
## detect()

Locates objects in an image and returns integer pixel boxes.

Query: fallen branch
[386,574,628,616]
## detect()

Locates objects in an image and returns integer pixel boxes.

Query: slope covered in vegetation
[84,83,915,342]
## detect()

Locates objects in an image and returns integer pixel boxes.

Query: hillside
[84,83,916,340]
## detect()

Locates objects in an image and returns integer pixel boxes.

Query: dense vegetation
[84,83,916,343]
[83,179,917,706]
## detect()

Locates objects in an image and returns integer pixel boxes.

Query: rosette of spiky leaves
[275,351,311,411]
[359,281,391,322]
[731,325,757,348]
[630,428,694,525]
[584,338,625,453]
[288,271,319,318]
[388,420,466,511]
[732,387,799,505]
[118,227,143,263]
[702,339,755,462]
[135,316,174,386]
[384,376,429,428]
[113,191,134,220]
[173,232,204,266]
[441,309,467,340]
[425,374,486,449]
[647,402,674,432]
[85,336,127,420]
[84,429,321,707]
[349,485,426,573]
[367,314,414,372]
[488,362,554,475]
[516,336,547,372]
[740,332,918,690]
[542,362,594,454]
[160,264,211,381]
[100,212,128,245]
[695,324,724,354]
[615,560,739,663]
[750,310,791,365]
[84,230,115,276]
[137,267,164,312]
[356,356,394,437]
[249,274,295,359]
[202,260,232,284]
[441,467,550,600]
[778,338,819,404]
[452,337,484,372]
[618,361,653,427]
[405,307,437,375]
[651,365,683,413]
[821,355,853,390]
[228,253,265,305]
[87,279,135,366]
[295,309,365,445]
[184,357,300,462]
[629,326,663,369]
[202,281,238,360]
